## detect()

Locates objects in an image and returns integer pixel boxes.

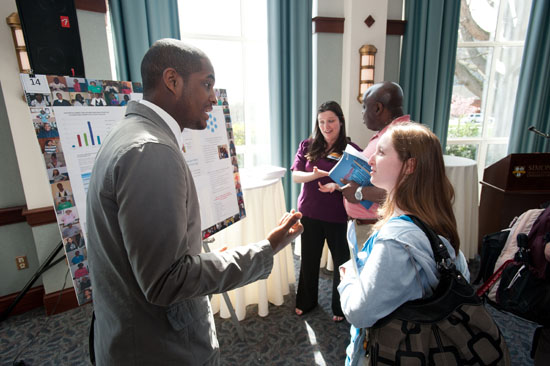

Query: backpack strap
[476,259,515,297]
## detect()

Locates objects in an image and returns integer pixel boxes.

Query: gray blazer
[87,101,274,365]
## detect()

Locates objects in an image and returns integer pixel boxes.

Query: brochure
[328,144,374,209]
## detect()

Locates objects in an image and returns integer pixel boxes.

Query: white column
[341,0,388,149]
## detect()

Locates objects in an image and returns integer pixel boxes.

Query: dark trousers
[296,216,349,317]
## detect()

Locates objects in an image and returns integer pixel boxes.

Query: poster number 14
[20,74,50,94]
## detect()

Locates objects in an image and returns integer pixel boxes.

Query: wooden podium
[478,153,550,251]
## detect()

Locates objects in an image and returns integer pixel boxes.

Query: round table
[209,166,295,320]
[443,155,479,260]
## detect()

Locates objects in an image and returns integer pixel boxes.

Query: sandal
[332,315,344,322]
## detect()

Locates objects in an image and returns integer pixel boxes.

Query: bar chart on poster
[73,121,102,147]
[54,106,125,232]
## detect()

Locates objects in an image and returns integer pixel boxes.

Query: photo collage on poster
[22,75,144,305]
[199,88,243,240]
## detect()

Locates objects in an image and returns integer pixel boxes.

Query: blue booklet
[328,144,374,210]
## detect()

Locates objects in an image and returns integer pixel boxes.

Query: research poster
[182,105,241,231]
[20,73,244,305]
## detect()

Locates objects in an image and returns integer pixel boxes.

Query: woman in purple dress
[291,101,361,322]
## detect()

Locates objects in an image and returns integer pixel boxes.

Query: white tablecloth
[209,166,295,320]
[443,155,479,260]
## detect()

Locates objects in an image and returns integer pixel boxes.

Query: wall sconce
[357,44,377,103]
[6,12,31,73]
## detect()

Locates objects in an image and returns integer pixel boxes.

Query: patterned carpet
[0,254,540,366]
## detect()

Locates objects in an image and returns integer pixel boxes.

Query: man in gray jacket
[86,38,303,365]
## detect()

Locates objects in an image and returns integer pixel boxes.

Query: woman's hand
[292,166,330,183]
[313,166,329,178]
[318,181,340,193]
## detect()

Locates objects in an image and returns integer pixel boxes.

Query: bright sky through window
[178,0,271,168]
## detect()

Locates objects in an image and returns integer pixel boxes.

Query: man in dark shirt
[53,92,71,106]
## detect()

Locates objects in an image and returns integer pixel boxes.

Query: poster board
[20,73,245,305]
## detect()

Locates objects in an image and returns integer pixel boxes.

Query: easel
[202,237,245,341]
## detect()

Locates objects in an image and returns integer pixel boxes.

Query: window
[178,0,270,168]
[446,0,532,178]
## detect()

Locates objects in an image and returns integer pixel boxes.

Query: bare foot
[332,315,344,322]
[295,308,303,316]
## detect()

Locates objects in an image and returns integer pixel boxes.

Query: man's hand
[340,179,387,204]
[340,178,360,203]
[267,211,304,254]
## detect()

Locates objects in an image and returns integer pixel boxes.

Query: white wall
[77,9,115,80]
[341,0,389,149]
[312,1,345,128]
[313,0,343,16]
[384,0,404,83]
[0,85,39,295]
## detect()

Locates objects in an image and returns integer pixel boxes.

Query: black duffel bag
[496,234,550,326]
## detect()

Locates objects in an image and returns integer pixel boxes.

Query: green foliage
[445,144,477,160]
[447,120,480,138]
[236,153,244,167]
[232,122,245,146]
[446,120,479,160]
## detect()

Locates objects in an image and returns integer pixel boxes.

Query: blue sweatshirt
[338,216,470,366]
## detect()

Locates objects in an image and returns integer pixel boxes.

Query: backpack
[366,216,510,365]
[473,229,510,285]
[486,208,544,303]
[495,235,550,325]
[477,206,550,325]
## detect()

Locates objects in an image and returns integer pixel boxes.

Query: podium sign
[482,153,550,192]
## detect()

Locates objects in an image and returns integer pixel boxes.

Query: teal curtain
[399,0,461,148]
[507,1,550,154]
[109,0,180,82]
[267,0,312,210]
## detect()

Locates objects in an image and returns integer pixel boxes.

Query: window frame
[178,0,270,168]
[446,0,530,180]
